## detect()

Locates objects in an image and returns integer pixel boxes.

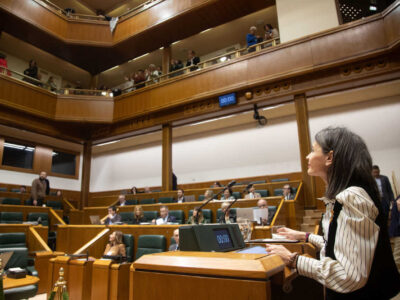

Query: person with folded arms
[266,127,399,299]
[103,231,126,257]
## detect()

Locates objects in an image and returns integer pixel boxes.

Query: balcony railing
[34,0,164,22]
[118,37,280,94]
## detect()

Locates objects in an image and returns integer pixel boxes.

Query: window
[2,141,35,169]
[51,150,76,176]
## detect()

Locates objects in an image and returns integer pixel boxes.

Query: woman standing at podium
[266,127,399,300]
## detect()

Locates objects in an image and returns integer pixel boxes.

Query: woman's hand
[277,227,307,241]
[265,244,292,266]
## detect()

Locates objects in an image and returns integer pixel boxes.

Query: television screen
[219,92,236,107]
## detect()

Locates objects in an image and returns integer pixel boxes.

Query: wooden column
[294,94,316,208]
[90,75,99,89]
[162,124,172,191]
[162,45,171,76]
[80,141,92,209]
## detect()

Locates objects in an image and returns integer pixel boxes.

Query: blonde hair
[134,205,144,218]
[110,231,123,245]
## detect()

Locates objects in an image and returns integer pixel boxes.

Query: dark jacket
[132,216,147,225]
[377,175,395,216]
[218,211,236,224]
[156,215,176,224]
[389,196,400,237]
[104,214,121,225]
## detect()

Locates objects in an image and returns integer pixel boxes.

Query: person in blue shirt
[247,26,260,53]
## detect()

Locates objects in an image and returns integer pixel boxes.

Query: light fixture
[369,5,377,11]
[219,56,227,62]
[200,28,211,34]
[96,140,120,146]
[171,40,180,45]
[104,65,119,72]
[101,91,107,96]
[131,53,149,61]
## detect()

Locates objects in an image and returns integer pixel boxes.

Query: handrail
[49,208,66,225]
[118,37,279,94]
[293,182,303,202]
[1,67,53,91]
[270,198,284,227]
[62,198,76,210]
[74,228,110,254]
[29,226,52,251]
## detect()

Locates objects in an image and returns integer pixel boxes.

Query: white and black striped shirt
[297,186,379,293]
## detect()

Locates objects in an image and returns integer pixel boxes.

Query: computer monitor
[179,224,245,252]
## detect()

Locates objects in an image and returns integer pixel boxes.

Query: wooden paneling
[0,0,271,73]
[161,124,172,191]
[0,224,48,251]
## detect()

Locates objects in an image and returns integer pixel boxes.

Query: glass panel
[51,150,76,176]
[2,141,35,169]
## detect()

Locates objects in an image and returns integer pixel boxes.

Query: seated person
[220,187,235,200]
[283,184,295,200]
[204,189,214,201]
[118,194,127,206]
[187,207,208,224]
[103,231,126,258]
[152,206,176,224]
[218,202,236,224]
[101,206,121,225]
[175,189,185,203]
[212,181,222,188]
[169,228,179,251]
[132,205,147,224]
[244,184,261,199]
[256,199,269,225]
[130,186,137,194]
[19,185,27,193]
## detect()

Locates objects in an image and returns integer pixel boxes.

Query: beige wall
[276,0,339,42]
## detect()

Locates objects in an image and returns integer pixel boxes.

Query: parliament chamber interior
[0,0,399,299]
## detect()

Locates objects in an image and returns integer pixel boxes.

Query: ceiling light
[172,40,180,45]
[131,53,149,61]
[219,56,227,62]
[104,65,119,72]
[96,140,120,147]
[200,28,211,34]
[369,5,377,11]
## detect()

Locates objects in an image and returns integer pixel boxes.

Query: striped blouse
[297,186,379,293]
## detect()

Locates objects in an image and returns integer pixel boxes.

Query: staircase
[301,210,324,232]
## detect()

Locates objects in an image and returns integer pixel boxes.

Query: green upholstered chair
[158,197,174,204]
[0,212,23,224]
[0,187,7,192]
[271,178,289,182]
[188,209,212,223]
[255,189,269,197]
[274,188,284,196]
[250,180,266,184]
[216,208,237,221]
[1,198,22,205]
[168,210,184,224]
[0,233,26,248]
[122,234,134,262]
[126,199,138,205]
[143,211,158,221]
[135,235,166,260]
[4,284,39,300]
[27,212,49,226]
[140,198,156,205]
[0,247,37,276]
[120,212,134,224]
[232,192,241,199]
[46,200,63,210]
[198,195,205,201]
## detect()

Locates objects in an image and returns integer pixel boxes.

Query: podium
[130,251,287,300]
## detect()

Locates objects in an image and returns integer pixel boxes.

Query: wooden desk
[3,275,40,290]
[130,251,285,300]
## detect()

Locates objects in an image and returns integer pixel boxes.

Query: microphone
[195,180,237,223]
[227,180,236,188]
[243,183,252,193]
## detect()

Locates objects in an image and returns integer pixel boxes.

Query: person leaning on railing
[23,59,40,86]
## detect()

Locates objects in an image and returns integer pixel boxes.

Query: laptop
[89,215,101,225]
[236,207,255,222]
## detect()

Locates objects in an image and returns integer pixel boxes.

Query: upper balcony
[0,1,399,142]
[0,0,272,74]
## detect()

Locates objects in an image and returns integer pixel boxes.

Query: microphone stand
[224,184,253,221]
[195,181,236,224]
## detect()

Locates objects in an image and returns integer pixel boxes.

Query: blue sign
[219,92,237,107]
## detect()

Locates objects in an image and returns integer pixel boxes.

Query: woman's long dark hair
[315,127,381,210]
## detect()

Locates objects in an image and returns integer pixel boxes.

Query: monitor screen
[213,228,233,250]
[218,92,236,107]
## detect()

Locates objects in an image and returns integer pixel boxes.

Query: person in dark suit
[169,229,179,251]
[101,206,121,225]
[153,205,176,224]
[175,189,185,203]
[372,165,395,217]
[218,202,236,224]
[186,50,200,71]
[283,184,295,200]
[172,172,177,190]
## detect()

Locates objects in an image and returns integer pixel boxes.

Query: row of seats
[0,197,63,209]
[0,187,24,192]
[0,212,49,226]
[0,232,39,299]
[124,188,295,205]
[119,206,277,225]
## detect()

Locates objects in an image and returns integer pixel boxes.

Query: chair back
[143,211,158,221]
[267,206,277,225]
[0,247,29,269]
[122,234,135,262]
[140,198,156,205]
[169,210,184,224]
[46,200,63,210]
[0,212,23,224]
[274,188,284,196]
[135,235,166,260]
[27,212,49,226]
[2,198,22,205]
[232,192,241,199]
[158,197,174,204]
[255,189,269,197]
[0,233,26,248]
[271,178,289,182]
[120,212,134,224]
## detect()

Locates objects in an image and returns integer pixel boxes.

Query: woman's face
[223,189,230,198]
[109,232,115,242]
[135,207,142,216]
[306,142,331,181]
[193,210,198,217]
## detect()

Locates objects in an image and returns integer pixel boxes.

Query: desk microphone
[195,180,237,223]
